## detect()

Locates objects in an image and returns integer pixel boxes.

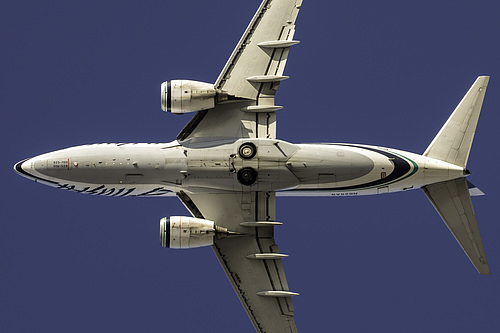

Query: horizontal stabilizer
[423,178,489,274]
[424,76,489,168]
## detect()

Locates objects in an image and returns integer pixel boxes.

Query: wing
[423,178,489,274]
[177,0,303,142]
[177,190,299,333]
[174,2,303,331]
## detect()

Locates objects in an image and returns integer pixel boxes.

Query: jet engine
[161,80,228,114]
[159,216,228,249]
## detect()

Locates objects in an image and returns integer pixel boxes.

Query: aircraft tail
[422,76,490,274]
[423,76,489,168]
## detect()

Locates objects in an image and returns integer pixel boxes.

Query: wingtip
[477,76,490,85]
[478,266,491,275]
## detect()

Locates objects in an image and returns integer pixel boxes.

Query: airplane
[13,0,490,332]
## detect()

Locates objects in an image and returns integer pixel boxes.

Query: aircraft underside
[13,0,490,331]
[15,140,464,198]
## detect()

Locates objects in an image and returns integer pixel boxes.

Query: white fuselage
[15,138,465,198]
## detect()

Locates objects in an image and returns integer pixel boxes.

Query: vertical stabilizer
[424,76,489,168]
[423,178,489,274]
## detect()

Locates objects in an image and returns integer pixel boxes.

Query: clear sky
[2,0,500,332]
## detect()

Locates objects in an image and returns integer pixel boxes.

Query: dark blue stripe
[295,144,412,191]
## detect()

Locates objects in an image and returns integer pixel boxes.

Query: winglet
[423,76,489,168]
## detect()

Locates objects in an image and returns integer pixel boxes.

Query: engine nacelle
[160,216,224,249]
[161,80,217,114]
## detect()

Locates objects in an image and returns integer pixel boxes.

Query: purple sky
[3,1,500,332]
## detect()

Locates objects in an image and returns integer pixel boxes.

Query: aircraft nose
[13,158,35,179]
